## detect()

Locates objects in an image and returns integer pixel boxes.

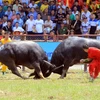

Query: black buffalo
[50,37,100,79]
[0,41,54,79]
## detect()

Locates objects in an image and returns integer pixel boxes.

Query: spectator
[43,15,53,41]
[16,6,23,14]
[57,22,69,40]
[29,0,38,8]
[57,0,67,13]
[3,20,12,33]
[63,14,71,30]
[81,17,90,35]
[23,3,29,16]
[13,22,24,32]
[89,14,98,35]
[34,13,44,35]
[56,8,66,30]
[40,0,49,12]
[20,10,26,23]
[11,10,16,21]
[66,7,70,14]
[35,6,42,16]
[48,0,56,14]
[2,15,8,27]
[50,10,56,31]
[81,7,91,21]
[13,13,23,27]
[71,1,81,12]
[68,9,75,21]
[2,1,9,12]
[72,6,80,19]
[36,0,43,8]
[5,6,12,20]
[89,1,98,13]
[0,30,12,75]
[0,5,5,19]
[12,29,23,40]
[42,8,49,21]
[13,0,22,12]
[28,7,38,20]
[25,14,35,35]
[71,14,81,34]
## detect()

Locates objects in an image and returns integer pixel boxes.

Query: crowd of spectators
[0,0,100,41]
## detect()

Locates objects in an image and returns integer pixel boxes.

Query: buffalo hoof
[33,76,45,80]
[58,77,64,79]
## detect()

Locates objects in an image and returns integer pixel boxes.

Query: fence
[1,34,100,41]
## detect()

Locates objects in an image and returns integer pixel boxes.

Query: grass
[0,68,100,100]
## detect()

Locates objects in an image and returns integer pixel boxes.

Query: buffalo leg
[60,60,70,79]
[32,62,45,79]
[5,61,25,79]
[60,67,69,79]
[29,71,40,79]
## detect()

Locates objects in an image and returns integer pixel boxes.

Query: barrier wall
[37,42,60,60]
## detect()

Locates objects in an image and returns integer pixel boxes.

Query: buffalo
[0,41,54,79]
[50,37,100,79]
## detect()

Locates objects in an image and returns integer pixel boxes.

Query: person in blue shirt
[0,0,3,5]
[0,5,5,18]
[5,6,12,20]
[48,0,56,14]
[89,14,98,35]
[12,13,23,28]
[28,7,38,20]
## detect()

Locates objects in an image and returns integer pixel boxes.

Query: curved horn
[52,65,64,71]
[43,60,55,67]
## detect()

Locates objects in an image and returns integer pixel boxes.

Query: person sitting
[12,29,23,40]
[57,22,69,40]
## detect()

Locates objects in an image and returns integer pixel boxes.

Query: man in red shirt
[80,45,100,82]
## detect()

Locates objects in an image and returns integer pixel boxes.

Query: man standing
[0,30,12,75]
[81,45,100,82]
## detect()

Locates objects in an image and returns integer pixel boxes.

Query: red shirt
[88,47,100,59]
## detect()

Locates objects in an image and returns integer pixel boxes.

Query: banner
[37,42,60,60]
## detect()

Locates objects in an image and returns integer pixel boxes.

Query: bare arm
[80,58,93,63]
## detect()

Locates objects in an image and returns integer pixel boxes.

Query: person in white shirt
[25,14,35,40]
[13,0,22,12]
[34,13,44,34]
[81,7,91,21]
[81,17,90,34]
[43,15,53,41]
[25,14,35,34]
[13,22,24,32]
[29,0,38,8]
[72,6,80,19]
